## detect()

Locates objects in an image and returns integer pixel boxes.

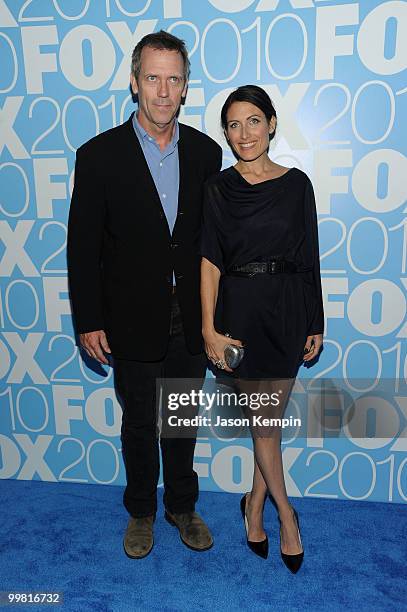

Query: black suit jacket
[67,112,223,360]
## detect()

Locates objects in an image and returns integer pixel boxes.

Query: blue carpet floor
[0,479,405,612]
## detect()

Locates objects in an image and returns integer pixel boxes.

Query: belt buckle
[253,263,267,275]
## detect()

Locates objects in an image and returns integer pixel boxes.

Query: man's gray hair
[131,29,190,82]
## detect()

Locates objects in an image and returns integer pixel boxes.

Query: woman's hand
[203,329,243,373]
[303,334,323,362]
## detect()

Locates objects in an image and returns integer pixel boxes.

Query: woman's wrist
[202,325,216,340]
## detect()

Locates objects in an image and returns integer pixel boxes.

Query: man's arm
[67,144,110,364]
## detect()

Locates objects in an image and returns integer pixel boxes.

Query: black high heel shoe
[240,494,268,559]
[278,506,304,574]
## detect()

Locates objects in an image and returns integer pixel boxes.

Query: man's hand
[80,330,111,364]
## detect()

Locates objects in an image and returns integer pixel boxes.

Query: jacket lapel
[172,124,189,238]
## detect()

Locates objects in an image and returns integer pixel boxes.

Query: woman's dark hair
[221,85,277,141]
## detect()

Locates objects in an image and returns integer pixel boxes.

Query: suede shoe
[165,511,213,551]
[123,515,154,559]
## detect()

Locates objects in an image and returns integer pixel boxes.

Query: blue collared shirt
[132,112,179,236]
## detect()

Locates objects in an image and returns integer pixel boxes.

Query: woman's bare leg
[239,378,303,554]
[244,456,267,541]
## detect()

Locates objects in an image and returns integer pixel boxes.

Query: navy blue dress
[201,166,324,379]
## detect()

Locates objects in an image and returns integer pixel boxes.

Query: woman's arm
[201,257,241,372]
[201,257,220,339]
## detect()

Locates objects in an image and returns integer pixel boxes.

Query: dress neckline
[231,165,294,186]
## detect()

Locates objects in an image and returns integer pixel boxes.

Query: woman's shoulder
[284,167,315,194]
[204,166,238,198]
[286,166,311,182]
[205,165,234,184]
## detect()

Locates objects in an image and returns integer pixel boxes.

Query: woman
[200,85,324,573]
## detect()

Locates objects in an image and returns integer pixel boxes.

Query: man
[67,30,222,558]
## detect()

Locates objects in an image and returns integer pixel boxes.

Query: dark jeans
[114,293,207,518]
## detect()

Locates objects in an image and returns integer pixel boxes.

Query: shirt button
[159,162,163,167]
[162,193,166,199]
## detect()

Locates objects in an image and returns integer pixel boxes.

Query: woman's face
[225,101,276,162]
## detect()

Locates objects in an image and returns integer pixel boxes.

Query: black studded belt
[228,259,298,277]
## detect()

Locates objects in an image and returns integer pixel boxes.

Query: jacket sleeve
[67,144,106,334]
[305,178,324,336]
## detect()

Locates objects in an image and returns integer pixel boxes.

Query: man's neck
[136,112,176,151]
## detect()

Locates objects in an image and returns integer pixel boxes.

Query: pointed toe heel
[279,507,304,574]
[240,494,268,560]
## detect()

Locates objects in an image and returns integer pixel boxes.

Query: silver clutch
[224,344,245,369]
[223,333,245,369]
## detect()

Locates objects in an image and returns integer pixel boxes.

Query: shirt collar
[133,112,179,149]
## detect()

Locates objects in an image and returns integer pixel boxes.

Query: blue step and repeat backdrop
[0,0,406,503]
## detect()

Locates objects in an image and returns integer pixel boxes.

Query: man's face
[130,46,188,132]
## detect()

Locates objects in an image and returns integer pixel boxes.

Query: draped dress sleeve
[200,179,226,275]
[302,178,324,336]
